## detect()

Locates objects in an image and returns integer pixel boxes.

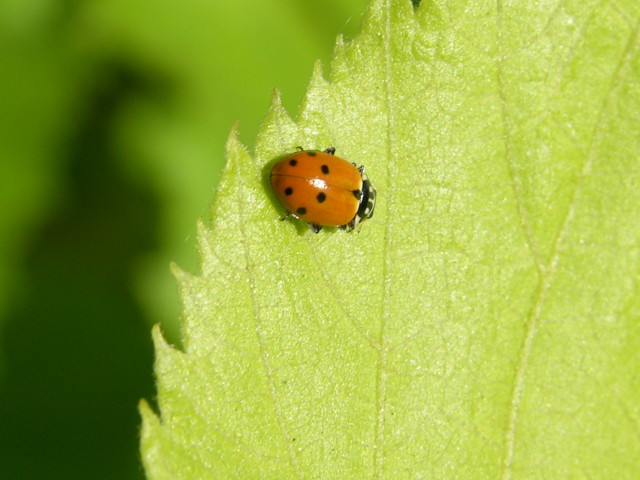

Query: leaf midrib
[373,0,399,477]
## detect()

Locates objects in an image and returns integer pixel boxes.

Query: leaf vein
[304,239,377,348]
[499,11,640,480]
[373,1,400,476]
[237,153,304,479]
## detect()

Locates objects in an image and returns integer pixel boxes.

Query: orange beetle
[270,147,376,233]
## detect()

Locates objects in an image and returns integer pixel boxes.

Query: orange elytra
[270,147,376,233]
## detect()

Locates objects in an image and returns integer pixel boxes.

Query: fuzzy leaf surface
[141,0,640,478]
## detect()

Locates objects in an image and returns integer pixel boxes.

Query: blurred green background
[0,0,366,478]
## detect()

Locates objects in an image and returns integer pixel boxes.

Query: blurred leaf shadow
[0,60,162,480]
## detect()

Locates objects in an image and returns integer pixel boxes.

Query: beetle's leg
[347,218,357,231]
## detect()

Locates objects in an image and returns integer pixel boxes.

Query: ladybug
[270,147,376,233]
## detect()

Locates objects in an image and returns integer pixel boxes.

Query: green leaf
[85,0,368,342]
[141,0,640,478]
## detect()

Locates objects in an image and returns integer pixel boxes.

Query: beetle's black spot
[297,207,307,215]
[289,159,298,166]
[353,189,362,200]
[284,187,293,196]
[306,151,317,156]
[316,192,326,203]
[321,165,330,174]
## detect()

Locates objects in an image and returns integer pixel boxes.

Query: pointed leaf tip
[151,323,170,350]
[312,59,325,79]
[270,87,282,104]
[225,121,242,149]
[256,88,297,155]
[169,262,187,281]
